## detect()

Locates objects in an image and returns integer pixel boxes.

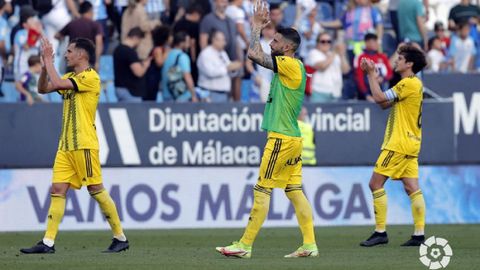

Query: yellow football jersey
[381,76,423,156]
[58,68,101,151]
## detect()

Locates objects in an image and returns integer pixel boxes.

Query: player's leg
[283,140,317,258]
[20,151,73,254]
[215,184,271,258]
[360,171,389,247]
[400,175,426,246]
[83,149,129,252]
[216,137,280,258]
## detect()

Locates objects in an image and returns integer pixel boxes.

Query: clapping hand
[252,0,270,28]
[360,58,376,74]
[40,36,54,64]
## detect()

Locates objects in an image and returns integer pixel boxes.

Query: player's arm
[247,0,273,70]
[38,37,75,93]
[361,58,392,109]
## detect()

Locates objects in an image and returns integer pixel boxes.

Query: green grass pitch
[1,225,479,270]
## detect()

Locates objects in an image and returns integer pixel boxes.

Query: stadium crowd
[0,0,479,104]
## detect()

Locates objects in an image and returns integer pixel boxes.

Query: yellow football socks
[285,185,316,245]
[373,188,387,232]
[44,194,66,244]
[240,185,271,246]
[91,189,125,240]
[409,189,426,235]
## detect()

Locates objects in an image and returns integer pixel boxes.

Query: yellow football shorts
[374,150,419,179]
[52,149,102,189]
[257,132,303,189]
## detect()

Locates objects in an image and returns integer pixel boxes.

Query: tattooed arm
[247,0,273,70]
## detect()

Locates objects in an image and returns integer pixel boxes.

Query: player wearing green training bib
[216,0,317,259]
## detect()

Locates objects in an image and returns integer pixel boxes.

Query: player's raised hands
[252,0,270,28]
[40,36,54,63]
[360,58,376,74]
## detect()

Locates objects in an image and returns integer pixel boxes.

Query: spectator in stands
[297,3,323,60]
[145,0,168,21]
[448,0,480,31]
[121,0,161,60]
[40,0,78,57]
[226,0,249,52]
[0,0,8,96]
[294,0,316,29]
[269,3,287,29]
[226,0,249,100]
[355,33,393,101]
[426,36,450,72]
[388,0,429,43]
[13,9,42,83]
[109,0,128,37]
[15,55,43,105]
[321,0,383,100]
[113,27,151,102]
[305,32,350,102]
[174,4,204,83]
[143,25,171,101]
[197,30,242,102]
[397,0,428,50]
[56,1,103,71]
[200,0,242,101]
[321,0,383,58]
[434,21,450,54]
[161,31,198,102]
[87,0,109,53]
[448,21,477,73]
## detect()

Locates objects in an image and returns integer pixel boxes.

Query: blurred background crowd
[0,0,478,104]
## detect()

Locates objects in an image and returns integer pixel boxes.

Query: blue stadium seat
[99,55,114,82]
[98,55,117,103]
[0,81,19,102]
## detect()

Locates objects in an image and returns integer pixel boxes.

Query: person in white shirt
[306,32,350,102]
[298,4,322,60]
[226,0,249,52]
[448,21,477,73]
[197,30,243,102]
[427,36,451,72]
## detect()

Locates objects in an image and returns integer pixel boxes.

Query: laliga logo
[419,236,453,269]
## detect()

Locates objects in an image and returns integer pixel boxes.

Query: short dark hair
[434,21,444,32]
[173,31,188,46]
[0,0,6,10]
[79,1,93,14]
[277,28,301,52]
[28,55,41,67]
[457,20,470,31]
[70,38,96,65]
[397,44,427,73]
[269,3,281,11]
[208,29,223,44]
[428,36,440,50]
[127,27,145,39]
[186,3,204,15]
[364,32,378,41]
[152,25,171,46]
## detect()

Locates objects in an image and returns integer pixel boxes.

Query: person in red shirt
[355,33,393,101]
